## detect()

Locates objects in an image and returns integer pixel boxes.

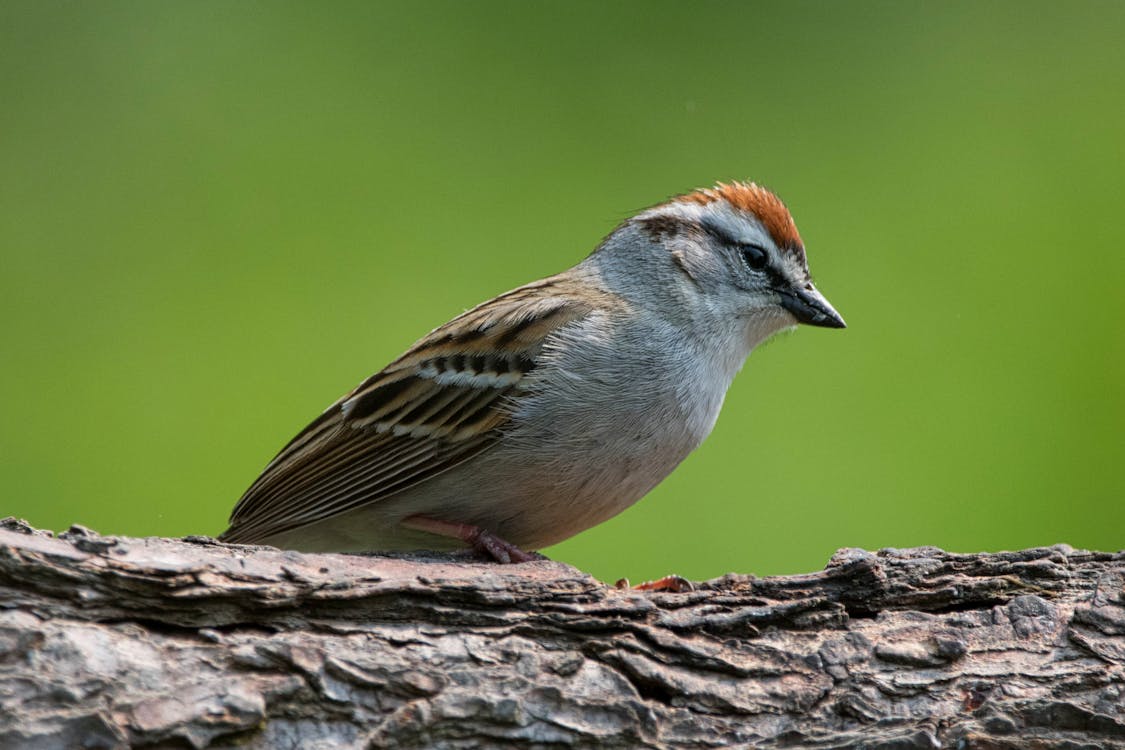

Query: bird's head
[588,181,845,344]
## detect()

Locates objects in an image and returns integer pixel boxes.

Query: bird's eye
[739,244,769,270]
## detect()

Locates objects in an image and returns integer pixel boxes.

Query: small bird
[220,181,844,562]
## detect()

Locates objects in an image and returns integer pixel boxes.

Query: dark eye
[739,243,769,270]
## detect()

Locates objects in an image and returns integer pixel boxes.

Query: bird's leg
[401,514,536,564]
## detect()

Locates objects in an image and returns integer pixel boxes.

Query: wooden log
[0,518,1122,749]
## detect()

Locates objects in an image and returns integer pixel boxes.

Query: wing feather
[220,278,606,544]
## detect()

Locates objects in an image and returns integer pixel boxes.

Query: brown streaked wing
[220,279,604,544]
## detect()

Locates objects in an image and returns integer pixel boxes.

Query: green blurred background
[3,1,1123,582]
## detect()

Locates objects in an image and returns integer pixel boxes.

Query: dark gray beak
[780,283,846,329]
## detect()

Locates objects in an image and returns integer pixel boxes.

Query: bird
[220,181,845,563]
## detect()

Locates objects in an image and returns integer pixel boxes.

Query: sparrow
[220,181,845,562]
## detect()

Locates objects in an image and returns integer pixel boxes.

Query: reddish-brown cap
[678,181,803,252]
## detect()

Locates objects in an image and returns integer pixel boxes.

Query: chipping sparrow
[220,181,845,562]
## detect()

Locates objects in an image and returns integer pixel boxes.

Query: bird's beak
[779,283,846,329]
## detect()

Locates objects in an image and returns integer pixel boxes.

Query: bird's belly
[458,395,708,549]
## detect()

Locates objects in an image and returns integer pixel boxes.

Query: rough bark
[0,518,1122,749]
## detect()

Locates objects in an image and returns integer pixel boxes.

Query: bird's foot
[402,515,536,564]
[615,575,695,593]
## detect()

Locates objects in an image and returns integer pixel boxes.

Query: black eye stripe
[698,220,778,278]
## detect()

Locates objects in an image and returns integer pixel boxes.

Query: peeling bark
[0,517,1123,749]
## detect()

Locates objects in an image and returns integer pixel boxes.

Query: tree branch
[1,518,1123,749]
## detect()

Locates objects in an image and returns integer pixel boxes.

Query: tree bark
[0,518,1122,749]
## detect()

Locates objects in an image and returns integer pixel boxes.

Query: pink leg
[402,515,536,564]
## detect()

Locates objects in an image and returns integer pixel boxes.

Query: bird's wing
[221,278,605,544]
